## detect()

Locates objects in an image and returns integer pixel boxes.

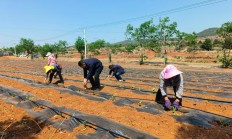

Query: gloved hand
[173,101,179,109]
[164,99,171,107]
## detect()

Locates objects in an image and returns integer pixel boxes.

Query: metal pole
[14,42,17,56]
[84,29,87,59]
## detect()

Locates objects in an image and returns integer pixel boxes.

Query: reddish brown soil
[0,57,231,139]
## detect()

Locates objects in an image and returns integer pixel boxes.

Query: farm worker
[108,64,125,82]
[78,58,103,90]
[46,52,57,66]
[46,52,60,78]
[155,64,183,110]
[44,64,64,87]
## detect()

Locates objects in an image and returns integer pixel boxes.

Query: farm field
[0,57,231,139]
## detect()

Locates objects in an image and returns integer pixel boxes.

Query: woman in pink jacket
[46,52,57,66]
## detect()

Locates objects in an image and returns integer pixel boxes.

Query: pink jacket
[48,54,57,66]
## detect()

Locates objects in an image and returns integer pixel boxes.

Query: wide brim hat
[44,65,54,73]
[163,65,183,79]
[46,52,52,57]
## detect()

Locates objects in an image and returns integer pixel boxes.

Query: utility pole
[83,29,87,59]
[14,42,17,56]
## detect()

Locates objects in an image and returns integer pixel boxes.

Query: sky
[0,0,232,48]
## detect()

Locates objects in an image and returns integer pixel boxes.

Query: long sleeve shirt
[159,73,183,98]
[48,54,57,66]
[109,65,125,75]
[83,58,103,80]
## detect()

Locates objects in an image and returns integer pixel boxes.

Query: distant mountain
[197,27,218,37]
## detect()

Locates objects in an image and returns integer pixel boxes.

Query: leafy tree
[75,36,85,59]
[200,38,212,51]
[213,39,223,48]
[216,21,232,68]
[175,31,187,50]
[38,43,54,59]
[88,39,106,54]
[56,40,68,56]
[16,38,36,59]
[125,19,156,64]
[125,17,179,64]
[216,21,232,37]
[184,32,197,52]
[157,17,177,45]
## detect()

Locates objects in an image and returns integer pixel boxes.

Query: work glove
[173,101,179,109]
[164,99,171,107]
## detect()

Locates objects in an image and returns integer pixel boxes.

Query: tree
[74,36,85,59]
[38,43,54,59]
[157,17,177,46]
[184,32,197,52]
[125,17,179,64]
[200,38,212,51]
[175,31,187,50]
[88,39,106,55]
[56,40,68,57]
[16,38,35,59]
[125,19,156,64]
[216,21,232,68]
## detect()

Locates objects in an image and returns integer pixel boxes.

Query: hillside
[197,27,218,37]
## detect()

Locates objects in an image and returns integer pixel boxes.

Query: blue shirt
[83,58,103,79]
[109,64,125,75]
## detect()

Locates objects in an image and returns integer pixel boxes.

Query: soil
[0,56,231,139]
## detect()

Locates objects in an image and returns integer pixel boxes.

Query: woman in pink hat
[155,64,183,110]
[46,52,57,66]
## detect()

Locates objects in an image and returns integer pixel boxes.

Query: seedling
[138,100,143,106]
[110,94,116,101]
[131,85,135,89]
[81,120,87,131]
[26,95,35,100]
[172,107,179,115]
[152,88,156,94]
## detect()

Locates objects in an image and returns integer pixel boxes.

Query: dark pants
[155,87,182,106]
[89,66,103,88]
[115,71,125,80]
[49,70,64,84]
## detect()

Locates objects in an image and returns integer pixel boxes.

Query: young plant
[81,120,87,131]
[110,94,116,101]
[172,107,179,116]
[131,85,135,89]
[152,88,156,94]
[26,95,35,100]
[138,100,143,106]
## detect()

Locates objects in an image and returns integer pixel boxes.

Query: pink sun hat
[163,65,183,79]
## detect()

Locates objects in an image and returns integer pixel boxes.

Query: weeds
[217,120,230,126]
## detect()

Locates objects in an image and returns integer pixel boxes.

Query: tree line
[1,17,232,68]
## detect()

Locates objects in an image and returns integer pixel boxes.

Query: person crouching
[155,64,183,110]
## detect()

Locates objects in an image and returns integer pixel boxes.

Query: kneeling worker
[108,64,125,82]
